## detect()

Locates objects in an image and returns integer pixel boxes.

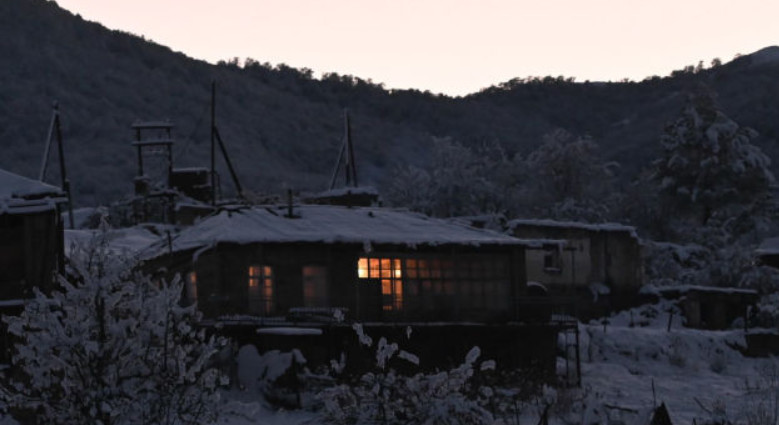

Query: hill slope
[2,0,779,206]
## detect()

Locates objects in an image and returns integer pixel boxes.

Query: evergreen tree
[651,89,774,229]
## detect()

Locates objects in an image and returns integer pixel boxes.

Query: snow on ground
[213,300,777,425]
[579,301,776,425]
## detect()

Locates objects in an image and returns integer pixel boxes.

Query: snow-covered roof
[756,237,779,256]
[0,168,62,200]
[147,204,543,258]
[308,186,379,198]
[65,226,164,258]
[508,218,638,238]
[0,168,65,214]
[653,284,758,296]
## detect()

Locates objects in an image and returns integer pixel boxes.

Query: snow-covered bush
[318,325,498,425]
[1,231,228,425]
[645,240,779,291]
[739,360,779,425]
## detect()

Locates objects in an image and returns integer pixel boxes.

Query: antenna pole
[344,109,358,187]
[54,107,75,229]
[38,102,58,181]
[210,81,216,205]
[40,102,74,229]
[214,127,244,198]
[328,142,346,190]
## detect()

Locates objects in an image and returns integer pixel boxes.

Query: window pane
[405,259,417,269]
[370,258,380,270]
[303,265,328,308]
[443,281,454,295]
[186,272,198,304]
[381,259,391,270]
[381,279,392,295]
[263,266,272,277]
[358,258,368,278]
[422,280,432,291]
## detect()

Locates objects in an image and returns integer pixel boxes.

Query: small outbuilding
[653,285,757,330]
[508,219,644,315]
[0,168,65,301]
[0,168,66,361]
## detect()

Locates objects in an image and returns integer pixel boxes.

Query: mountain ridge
[2,0,779,206]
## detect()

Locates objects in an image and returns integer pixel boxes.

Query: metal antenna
[209,81,244,204]
[39,101,74,229]
[328,109,359,190]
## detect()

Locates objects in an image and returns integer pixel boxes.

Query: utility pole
[210,81,216,205]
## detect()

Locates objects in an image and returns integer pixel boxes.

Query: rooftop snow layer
[148,204,544,258]
[508,218,638,238]
[0,168,63,200]
[756,236,779,256]
[653,284,758,296]
[308,186,379,198]
[65,226,163,258]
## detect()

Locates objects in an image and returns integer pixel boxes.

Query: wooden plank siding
[146,242,532,324]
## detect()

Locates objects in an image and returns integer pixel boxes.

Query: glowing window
[303,265,328,308]
[248,265,273,315]
[185,271,198,305]
[357,256,404,311]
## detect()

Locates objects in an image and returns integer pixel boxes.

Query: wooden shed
[0,168,65,300]
[655,285,757,330]
[0,168,65,361]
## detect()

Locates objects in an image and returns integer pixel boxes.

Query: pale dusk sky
[54,0,779,96]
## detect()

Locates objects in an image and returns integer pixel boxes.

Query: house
[508,219,644,316]
[142,204,573,373]
[0,168,66,301]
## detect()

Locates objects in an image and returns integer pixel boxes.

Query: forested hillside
[2,0,779,207]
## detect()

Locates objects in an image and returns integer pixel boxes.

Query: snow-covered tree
[2,231,228,425]
[524,129,619,221]
[651,89,774,228]
[384,137,506,217]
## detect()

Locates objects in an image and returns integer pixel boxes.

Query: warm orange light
[358,258,368,278]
